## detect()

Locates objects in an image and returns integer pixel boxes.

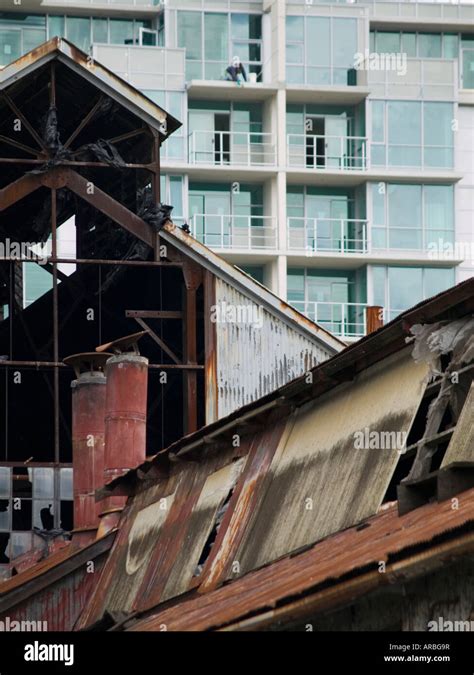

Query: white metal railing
[292,301,368,339]
[287,218,368,254]
[368,58,457,100]
[188,131,276,167]
[190,214,277,250]
[287,134,368,171]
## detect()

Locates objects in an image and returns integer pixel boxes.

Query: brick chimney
[64,353,111,546]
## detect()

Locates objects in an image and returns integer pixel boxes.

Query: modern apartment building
[1,0,473,340]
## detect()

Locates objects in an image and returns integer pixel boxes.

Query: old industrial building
[0,37,472,633]
[0,37,342,575]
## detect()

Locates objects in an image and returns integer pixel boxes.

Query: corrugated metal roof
[0,38,181,138]
[127,487,474,632]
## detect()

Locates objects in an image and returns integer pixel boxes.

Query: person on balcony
[225,56,247,85]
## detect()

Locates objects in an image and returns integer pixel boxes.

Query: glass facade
[177,11,262,81]
[371,31,459,60]
[286,15,358,86]
[373,266,456,320]
[371,100,454,168]
[371,184,454,250]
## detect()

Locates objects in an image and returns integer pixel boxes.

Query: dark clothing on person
[225,63,247,82]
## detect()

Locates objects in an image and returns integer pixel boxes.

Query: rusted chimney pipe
[97,333,148,536]
[64,353,111,546]
[366,305,384,334]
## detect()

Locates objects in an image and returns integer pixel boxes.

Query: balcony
[287,134,368,171]
[287,218,368,254]
[188,131,276,167]
[291,301,368,339]
[190,215,277,251]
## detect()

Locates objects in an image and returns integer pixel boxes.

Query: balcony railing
[291,301,368,339]
[362,0,474,21]
[287,134,368,171]
[190,214,277,250]
[287,218,368,254]
[188,131,276,167]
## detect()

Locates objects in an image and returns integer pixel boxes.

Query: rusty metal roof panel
[0,531,116,613]
[231,347,429,576]
[127,487,474,632]
[0,38,181,138]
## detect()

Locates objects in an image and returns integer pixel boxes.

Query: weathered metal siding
[214,279,331,418]
[3,556,107,631]
[232,347,429,575]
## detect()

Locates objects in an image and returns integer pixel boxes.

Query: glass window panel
[443,33,458,59]
[0,29,21,65]
[205,13,228,62]
[0,468,10,499]
[372,267,386,308]
[388,146,421,167]
[401,33,416,57]
[48,16,65,39]
[178,11,202,61]
[424,102,453,147]
[388,101,421,146]
[231,14,248,40]
[390,229,422,249]
[286,66,304,84]
[370,32,375,53]
[418,33,442,58]
[169,177,183,217]
[93,18,108,44]
[306,17,330,67]
[371,145,386,166]
[333,18,357,68]
[24,28,46,52]
[371,101,385,142]
[388,267,423,311]
[66,17,91,52]
[376,32,400,54]
[109,18,134,45]
[33,468,54,499]
[372,183,385,226]
[462,48,474,89]
[424,268,455,297]
[60,468,73,500]
[287,270,305,302]
[286,16,304,43]
[424,185,453,231]
[372,228,387,249]
[286,44,303,64]
[388,184,421,228]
